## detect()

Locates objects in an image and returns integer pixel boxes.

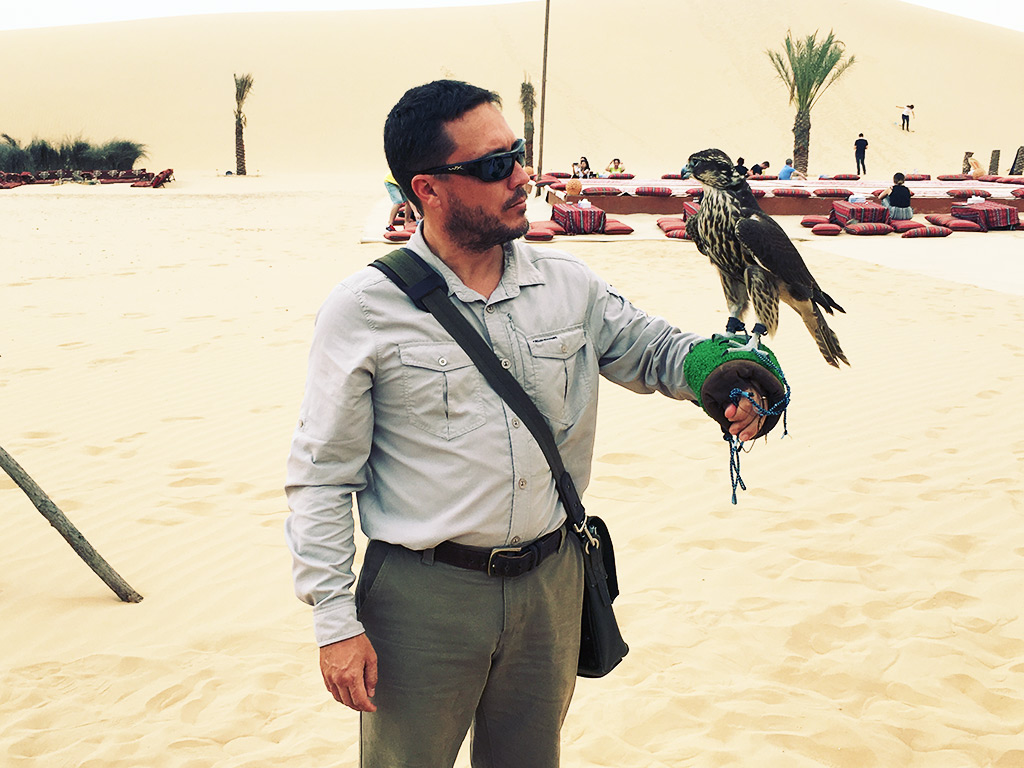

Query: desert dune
[2,2,1024,766]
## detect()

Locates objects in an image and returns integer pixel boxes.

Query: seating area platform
[541,174,1024,217]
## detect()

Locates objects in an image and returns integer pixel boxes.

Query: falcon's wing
[686,207,709,256]
[735,211,818,302]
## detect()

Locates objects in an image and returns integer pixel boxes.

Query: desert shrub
[0,135,147,172]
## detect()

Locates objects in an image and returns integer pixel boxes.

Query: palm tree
[233,72,254,175]
[520,77,537,168]
[766,30,855,174]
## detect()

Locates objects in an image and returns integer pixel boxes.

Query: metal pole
[535,0,550,196]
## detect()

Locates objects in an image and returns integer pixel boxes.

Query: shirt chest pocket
[399,343,486,439]
[524,325,592,427]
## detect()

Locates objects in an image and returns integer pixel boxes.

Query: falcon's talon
[724,334,770,360]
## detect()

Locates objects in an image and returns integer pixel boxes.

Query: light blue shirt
[779,165,796,180]
[285,228,704,646]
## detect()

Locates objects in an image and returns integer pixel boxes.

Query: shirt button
[561,344,568,353]
[511,418,520,428]
[438,357,447,366]
[518,478,528,489]
[501,358,511,369]
[486,305,496,313]
[511,536,521,544]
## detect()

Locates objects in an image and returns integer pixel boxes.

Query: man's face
[427,103,531,252]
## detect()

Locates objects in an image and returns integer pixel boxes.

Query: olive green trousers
[356,533,583,768]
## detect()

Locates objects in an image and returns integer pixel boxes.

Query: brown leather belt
[433,527,564,578]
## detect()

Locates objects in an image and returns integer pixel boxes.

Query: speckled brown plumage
[686,148,849,367]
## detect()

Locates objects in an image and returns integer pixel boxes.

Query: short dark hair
[893,172,906,183]
[384,80,502,209]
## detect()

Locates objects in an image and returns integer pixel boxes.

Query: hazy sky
[1,0,1021,32]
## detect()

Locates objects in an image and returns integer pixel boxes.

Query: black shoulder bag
[370,248,629,678]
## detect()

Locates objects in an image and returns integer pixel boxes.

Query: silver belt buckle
[487,546,525,577]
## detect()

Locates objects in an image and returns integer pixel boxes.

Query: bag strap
[370,248,596,549]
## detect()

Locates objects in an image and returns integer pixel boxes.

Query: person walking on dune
[854,133,868,174]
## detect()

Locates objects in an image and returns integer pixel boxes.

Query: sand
[3,2,1024,766]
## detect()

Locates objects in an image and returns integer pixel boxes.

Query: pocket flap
[399,343,474,372]
[527,326,586,360]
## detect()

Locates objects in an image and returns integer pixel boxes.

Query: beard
[442,189,530,252]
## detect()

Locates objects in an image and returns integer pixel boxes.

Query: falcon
[685,148,849,367]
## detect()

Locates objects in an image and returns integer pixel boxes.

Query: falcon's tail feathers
[807,305,850,367]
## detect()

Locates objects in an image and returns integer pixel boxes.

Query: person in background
[879,172,913,220]
[605,158,626,174]
[854,133,868,175]
[573,156,596,178]
[899,104,915,131]
[384,171,416,231]
[733,157,748,177]
[748,160,770,176]
[777,159,806,181]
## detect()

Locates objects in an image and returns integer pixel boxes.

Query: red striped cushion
[937,174,969,181]
[581,186,619,195]
[384,229,412,241]
[772,187,811,197]
[686,188,704,197]
[657,217,687,232]
[1012,188,1024,198]
[547,171,571,178]
[947,188,991,198]
[890,219,923,232]
[524,229,554,241]
[607,173,634,179]
[661,173,684,179]
[751,174,779,180]
[844,222,893,235]
[946,218,984,232]
[813,188,853,198]
[665,227,691,239]
[978,175,1001,183]
[801,215,831,227]
[750,188,766,197]
[811,223,842,236]
[904,174,930,181]
[550,182,566,191]
[681,201,701,218]
[635,186,673,196]
[999,176,1024,184]
[603,219,634,235]
[902,225,951,238]
[531,220,566,234]
[832,174,860,180]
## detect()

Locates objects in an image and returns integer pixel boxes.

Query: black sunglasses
[417,139,526,182]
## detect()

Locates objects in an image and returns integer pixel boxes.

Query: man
[733,156,748,177]
[748,160,770,176]
[778,159,806,181]
[285,79,768,767]
[854,133,868,175]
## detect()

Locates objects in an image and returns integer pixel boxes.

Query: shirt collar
[404,227,546,304]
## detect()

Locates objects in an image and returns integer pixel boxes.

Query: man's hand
[320,634,378,712]
[724,390,764,442]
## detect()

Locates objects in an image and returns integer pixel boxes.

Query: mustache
[504,188,528,210]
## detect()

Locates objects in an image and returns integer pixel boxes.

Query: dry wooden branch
[0,445,143,603]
